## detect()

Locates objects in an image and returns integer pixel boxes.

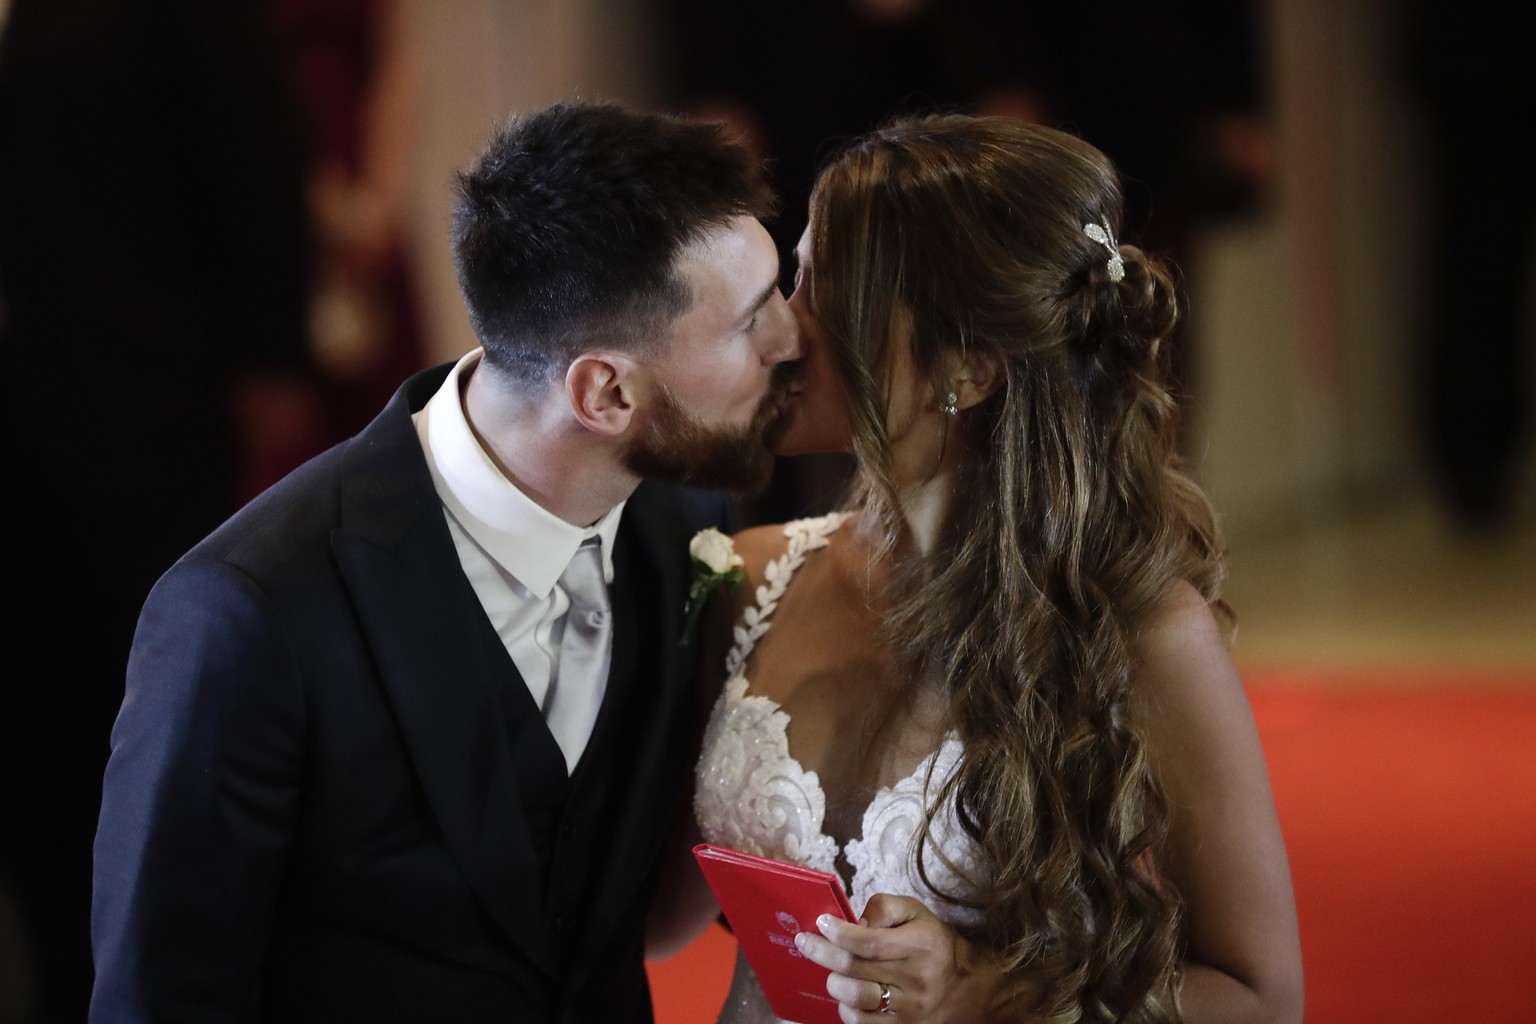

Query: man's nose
[761,292,802,364]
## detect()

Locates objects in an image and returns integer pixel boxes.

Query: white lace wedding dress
[694,514,985,1024]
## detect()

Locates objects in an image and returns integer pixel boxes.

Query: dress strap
[723,512,850,679]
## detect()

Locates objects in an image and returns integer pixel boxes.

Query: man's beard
[622,365,794,495]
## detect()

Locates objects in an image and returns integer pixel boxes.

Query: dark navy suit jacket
[91,364,730,1022]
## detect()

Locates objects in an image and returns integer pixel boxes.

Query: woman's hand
[794,894,1014,1024]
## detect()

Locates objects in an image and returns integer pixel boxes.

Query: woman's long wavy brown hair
[808,114,1229,1023]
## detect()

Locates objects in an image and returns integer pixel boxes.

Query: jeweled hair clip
[1083,218,1125,283]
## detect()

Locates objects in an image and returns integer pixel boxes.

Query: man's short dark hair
[450,102,775,384]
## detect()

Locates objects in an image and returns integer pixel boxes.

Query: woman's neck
[896,423,968,557]
[853,417,966,560]
[897,469,955,558]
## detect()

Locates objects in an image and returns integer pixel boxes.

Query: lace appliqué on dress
[721,514,850,681]
[695,513,983,921]
[844,736,983,928]
[694,514,985,1024]
[696,515,849,877]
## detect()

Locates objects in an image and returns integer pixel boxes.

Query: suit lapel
[330,368,559,979]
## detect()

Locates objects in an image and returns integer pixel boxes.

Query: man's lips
[758,388,798,442]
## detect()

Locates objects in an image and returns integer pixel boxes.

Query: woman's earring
[941,391,959,416]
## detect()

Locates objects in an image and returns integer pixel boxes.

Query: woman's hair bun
[1059,242,1180,376]
[1115,245,1181,347]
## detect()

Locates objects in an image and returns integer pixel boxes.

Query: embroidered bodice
[693,515,984,1024]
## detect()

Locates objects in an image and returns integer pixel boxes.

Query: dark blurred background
[0,1,1531,1022]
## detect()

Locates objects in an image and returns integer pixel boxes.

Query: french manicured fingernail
[817,914,836,934]
[794,932,808,950]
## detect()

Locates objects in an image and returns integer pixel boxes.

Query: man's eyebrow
[741,279,778,322]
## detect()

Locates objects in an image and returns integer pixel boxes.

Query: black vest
[495,540,651,965]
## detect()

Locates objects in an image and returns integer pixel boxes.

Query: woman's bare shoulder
[729,522,793,578]
[733,512,858,575]
[1128,579,1257,770]
[1135,581,1231,671]
[1124,579,1253,741]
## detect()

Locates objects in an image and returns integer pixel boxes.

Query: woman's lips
[776,389,804,421]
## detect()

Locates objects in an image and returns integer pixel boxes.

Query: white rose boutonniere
[679,527,745,646]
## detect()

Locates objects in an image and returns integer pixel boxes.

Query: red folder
[693,843,858,1024]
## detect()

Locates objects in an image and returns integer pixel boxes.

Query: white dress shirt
[413,350,624,773]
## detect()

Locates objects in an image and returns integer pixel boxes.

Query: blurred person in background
[252,0,429,499]
[0,1,313,1019]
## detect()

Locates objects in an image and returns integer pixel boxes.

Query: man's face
[623,216,801,493]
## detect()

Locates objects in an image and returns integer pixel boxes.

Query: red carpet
[647,673,1536,1023]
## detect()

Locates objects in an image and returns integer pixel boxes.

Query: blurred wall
[401,0,660,367]
[1192,0,1440,543]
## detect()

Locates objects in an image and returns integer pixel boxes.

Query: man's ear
[565,352,639,435]
[946,349,1003,411]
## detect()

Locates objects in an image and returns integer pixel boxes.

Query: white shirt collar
[414,349,624,598]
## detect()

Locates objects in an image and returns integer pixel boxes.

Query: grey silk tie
[546,537,611,773]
